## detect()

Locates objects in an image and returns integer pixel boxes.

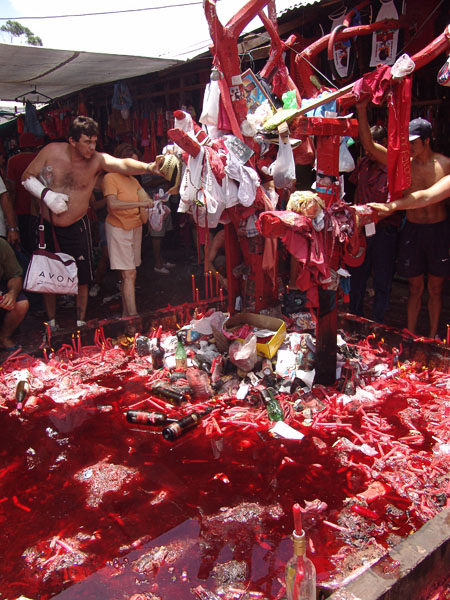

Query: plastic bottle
[186,367,213,401]
[175,333,188,371]
[260,387,284,421]
[285,504,316,600]
[210,355,223,383]
[162,406,213,441]
[39,165,54,187]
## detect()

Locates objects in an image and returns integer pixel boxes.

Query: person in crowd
[145,153,181,274]
[6,132,42,254]
[88,178,110,298]
[0,174,20,247]
[356,101,450,338]
[21,116,163,331]
[348,125,401,324]
[0,236,29,351]
[102,143,153,318]
[205,227,227,288]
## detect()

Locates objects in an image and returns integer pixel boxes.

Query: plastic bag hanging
[391,54,415,79]
[272,135,296,189]
[112,82,133,119]
[339,138,355,173]
[199,79,220,126]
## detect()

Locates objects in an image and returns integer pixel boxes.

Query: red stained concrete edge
[324,508,450,600]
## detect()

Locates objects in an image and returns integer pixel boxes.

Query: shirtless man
[22,116,162,330]
[356,102,450,338]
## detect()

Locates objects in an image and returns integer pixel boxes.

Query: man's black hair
[68,116,99,141]
[370,125,387,145]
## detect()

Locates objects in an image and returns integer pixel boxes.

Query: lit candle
[191,274,196,302]
[447,324,450,346]
[44,321,51,344]
[292,503,302,534]
[100,343,105,361]
[196,287,199,304]
[219,287,223,303]
[43,348,48,362]
[209,271,213,298]
[215,271,219,296]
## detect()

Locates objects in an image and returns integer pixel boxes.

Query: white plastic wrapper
[190,311,228,335]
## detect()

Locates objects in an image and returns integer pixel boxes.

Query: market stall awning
[0,43,182,103]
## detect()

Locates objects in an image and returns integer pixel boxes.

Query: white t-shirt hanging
[330,10,350,79]
[370,0,399,67]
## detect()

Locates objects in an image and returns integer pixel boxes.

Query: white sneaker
[47,319,59,332]
[89,283,101,297]
[154,266,170,274]
[77,320,86,328]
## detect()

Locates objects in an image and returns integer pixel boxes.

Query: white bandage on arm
[22,176,69,215]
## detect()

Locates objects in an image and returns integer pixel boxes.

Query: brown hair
[68,116,99,141]
[113,143,140,159]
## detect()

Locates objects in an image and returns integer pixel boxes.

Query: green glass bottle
[175,333,188,371]
[260,387,284,421]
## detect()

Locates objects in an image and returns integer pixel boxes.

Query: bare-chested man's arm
[99,153,164,177]
[369,174,450,215]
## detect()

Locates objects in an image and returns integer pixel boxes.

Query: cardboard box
[224,312,287,359]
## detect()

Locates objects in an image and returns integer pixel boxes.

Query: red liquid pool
[0,359,446,599]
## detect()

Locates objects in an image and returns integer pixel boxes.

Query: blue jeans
[349,225,399,324]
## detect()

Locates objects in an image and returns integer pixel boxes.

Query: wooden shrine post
[292,116,359,384]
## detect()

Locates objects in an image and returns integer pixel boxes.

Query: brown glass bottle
[15,378,30,412]
[162,406,213,441]
[151,325,164,369]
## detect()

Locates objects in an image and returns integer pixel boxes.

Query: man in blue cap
[357,105,450,339]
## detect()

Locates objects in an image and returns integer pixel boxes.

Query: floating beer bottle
[162,406,213,441]
[126,410,176,426]
[285,504,316,600]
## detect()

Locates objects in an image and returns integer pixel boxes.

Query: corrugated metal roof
[276,0,324,17]
[0,43,181,103]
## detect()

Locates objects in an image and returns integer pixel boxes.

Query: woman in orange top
[102,143,152,317]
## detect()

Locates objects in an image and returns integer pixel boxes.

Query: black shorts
[397,220,450,278]
[42,216,94,285]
